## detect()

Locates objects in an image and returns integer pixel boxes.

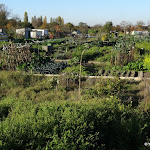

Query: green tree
[50,17,53,23]
[78,22,89,36]
[64,22,74,33]
[23,12,32,28]
[103,21,113,33]
[88,29,98,36]
[37,16,43,28]
[0,4,9,28]
[56,16,64,26]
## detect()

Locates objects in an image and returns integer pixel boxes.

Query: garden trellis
[0,43,32,70]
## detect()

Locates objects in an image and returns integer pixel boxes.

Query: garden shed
[30,29,49,38]
[16,28,31,39]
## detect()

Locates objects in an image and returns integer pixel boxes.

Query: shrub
[82,78,125,100]
[101,34,108,42]
[83,46,103,61]
[0,97,16,120]
[143,54,150,71]
[63,65,89,80]
[123,59,144,71]
[0,98,149,150]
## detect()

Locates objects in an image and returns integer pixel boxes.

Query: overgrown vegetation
[1,35,150,75]
[0,91,150,149]
[1,21,150,150]
[1,3,150,150]
[0,67,150,150]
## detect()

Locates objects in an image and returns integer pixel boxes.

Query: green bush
[83,46,103,61]
[82,78,125,100]
[123,59,144,71]
[136,41,150,51]
[0,97,16,120]
[143,54,150,71]
[72,45,85,60]
[72,46,112,63]
[0,98,149,150]
[63,65,89,80]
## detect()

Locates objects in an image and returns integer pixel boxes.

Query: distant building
[72,31,81,35]
[85,34,95,38]
[0,28,6,33]
[16,28,31,39]
[131,31,150,36]
[72,31,83,37]
[30,29,49,38]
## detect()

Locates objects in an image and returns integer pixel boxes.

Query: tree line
[0,3,150,39]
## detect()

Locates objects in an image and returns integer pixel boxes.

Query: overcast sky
[1,0,150,26]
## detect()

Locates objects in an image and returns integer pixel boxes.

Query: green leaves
[143,54,150,71]
[1,98,149,150]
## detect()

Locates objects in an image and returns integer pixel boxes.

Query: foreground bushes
[0,97,150,150]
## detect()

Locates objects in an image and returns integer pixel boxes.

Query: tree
[49,22,58,35]
[6,19,17,29]
[136,21,144,26]
[24,12,28,24]
[43,16,47,25]
[49,16,65,36]
[37,16,43,28]
[136,20,145,31]
[0,4,9,28]
[6,18,18,39]
[31,16,43,28]
[22,12,32,28]
[64,22,74,33]
[32,16,38,28]
[40,16,47,29]
[50,17,53,24]
[56,16,64,26]
[78,22,89,36]
[88,29,98,36]
[103,21,113,33]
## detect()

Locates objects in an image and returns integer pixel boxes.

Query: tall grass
[0,71,67,101]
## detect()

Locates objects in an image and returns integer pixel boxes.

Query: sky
[1,0,150,26]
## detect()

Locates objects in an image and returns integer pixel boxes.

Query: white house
[16,28,31,39]
[30,29,49,38]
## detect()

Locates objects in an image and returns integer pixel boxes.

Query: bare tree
[136,20,145,26]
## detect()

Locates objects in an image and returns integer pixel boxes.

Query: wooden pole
[79,49,86,100]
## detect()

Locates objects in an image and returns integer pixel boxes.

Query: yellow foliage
[101,34,108,42]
